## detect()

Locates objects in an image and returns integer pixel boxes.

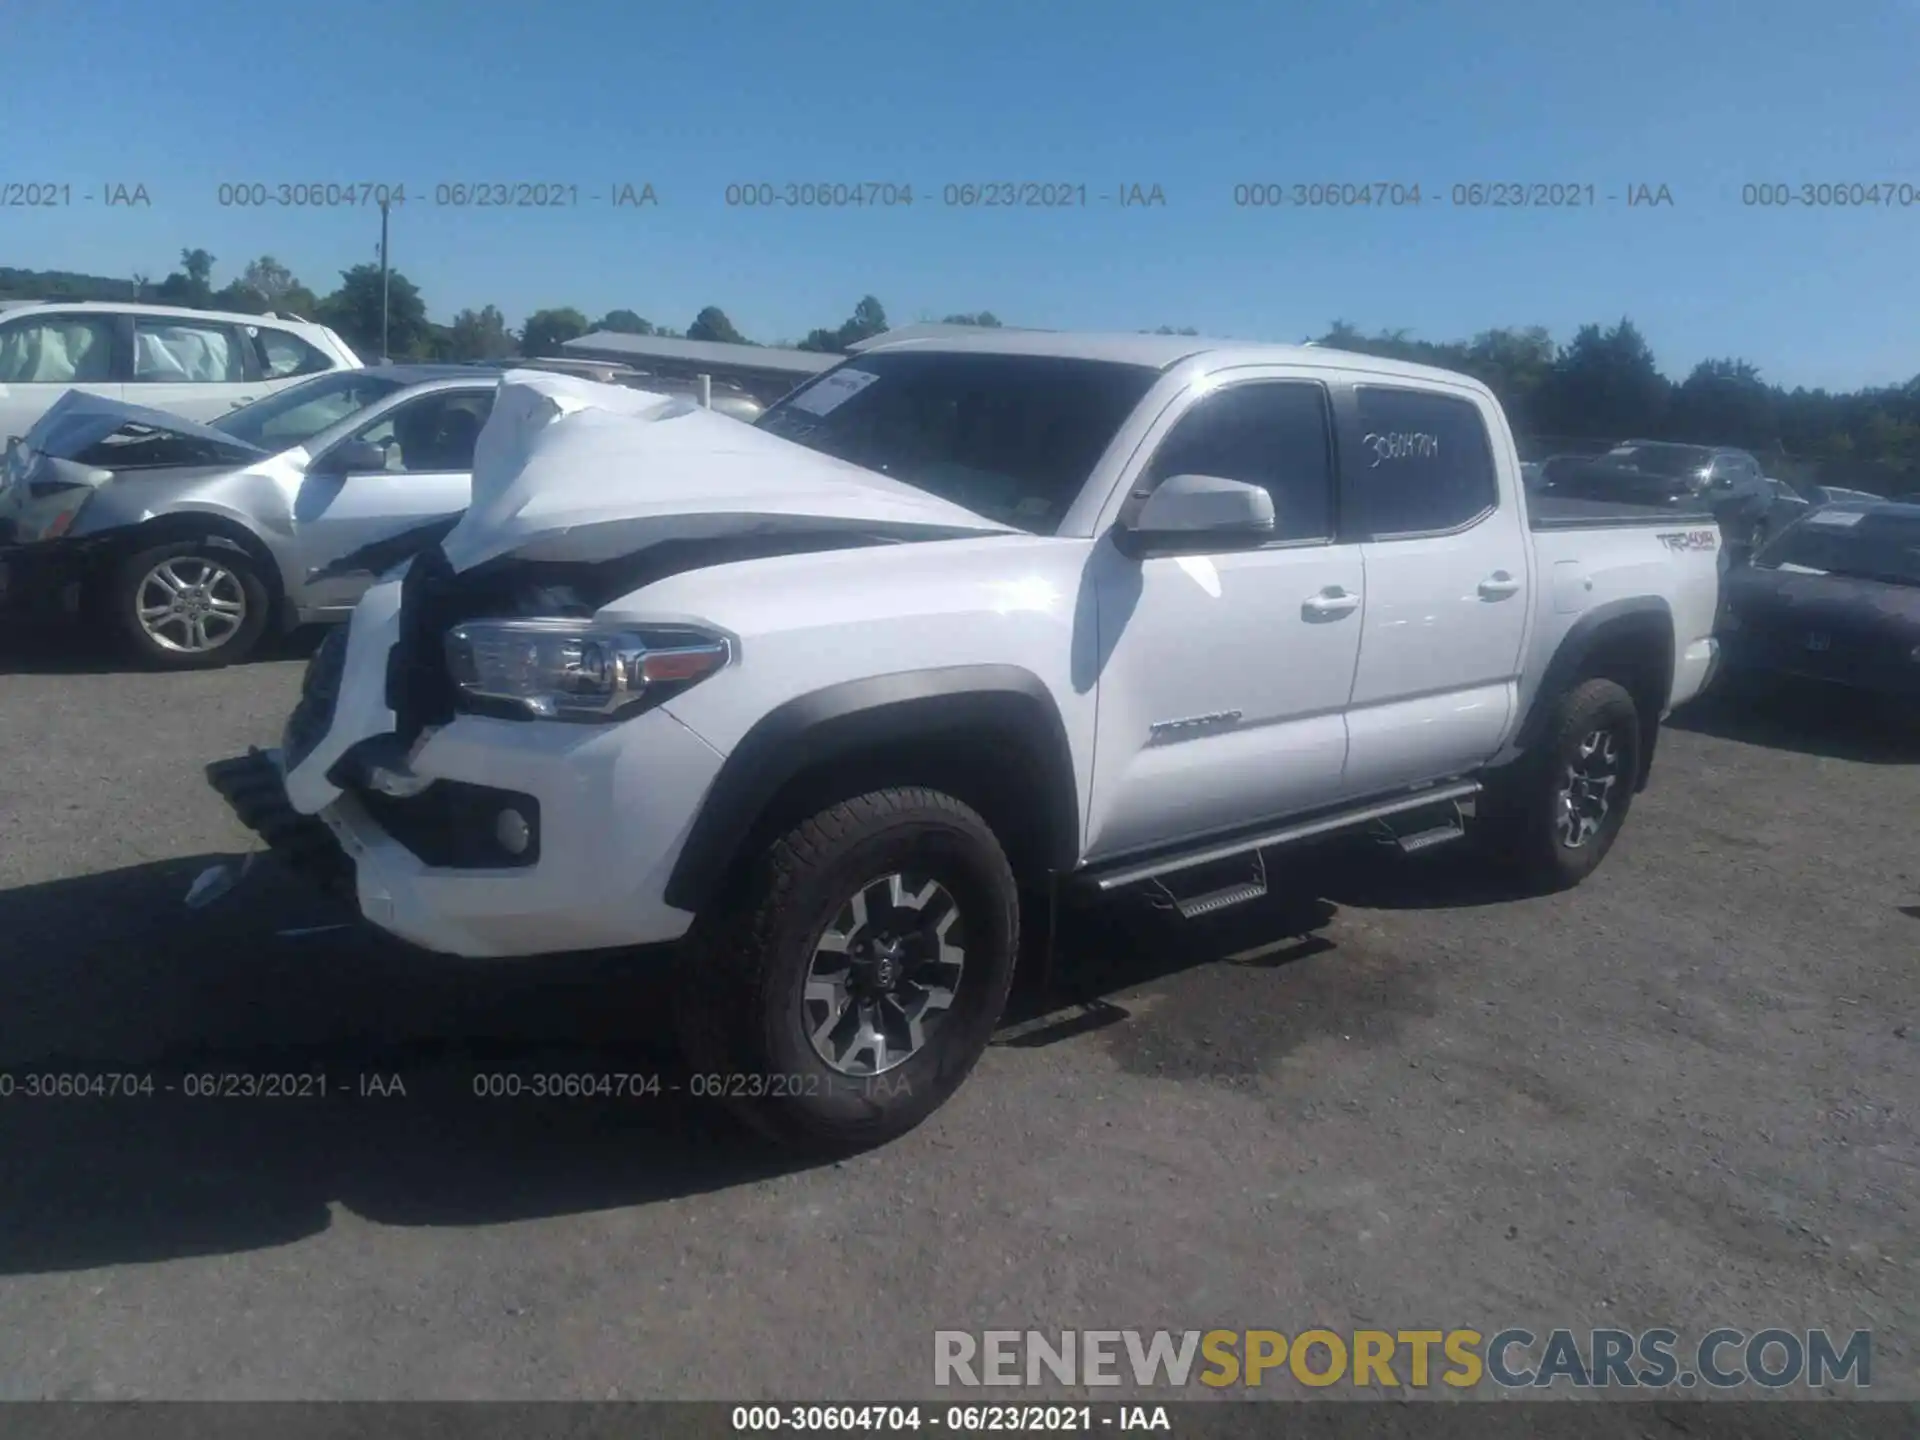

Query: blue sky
[5,0,1917,390]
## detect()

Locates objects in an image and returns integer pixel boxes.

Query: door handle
[1302,587,1360,618]
[231,397,256,408]
[1478,572,1522,600]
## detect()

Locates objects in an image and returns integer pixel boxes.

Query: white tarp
[440,370,1016,574]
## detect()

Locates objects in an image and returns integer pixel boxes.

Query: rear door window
[130,317,248,384]
[1345,386,1499,537]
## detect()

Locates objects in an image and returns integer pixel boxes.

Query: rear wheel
[109,538,271,669]
[1482,678,1642,892]
[673,787,1020,1156]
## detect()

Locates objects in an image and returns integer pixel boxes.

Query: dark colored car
[1749,476,1885,551]
[1548,441,1773,546]
[1717,500,1920,696]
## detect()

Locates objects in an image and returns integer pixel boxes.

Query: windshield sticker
[788,368,880,417]
[1808,509,1864,527]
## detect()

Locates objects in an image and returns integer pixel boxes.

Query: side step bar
[1090,780,1482,894]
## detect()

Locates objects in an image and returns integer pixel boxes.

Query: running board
[1144,851,1270,920]
[1090,781,1482,894]
[1395,818,1467,854]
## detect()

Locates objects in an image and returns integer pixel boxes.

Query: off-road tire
[672,787,1019,1156]
[1481,678,1642,893]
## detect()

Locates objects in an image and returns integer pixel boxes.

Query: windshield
[1757,511,1920,586]
[211,370,409,450]
[755,351,1160,534]
[1597,443,1713,477]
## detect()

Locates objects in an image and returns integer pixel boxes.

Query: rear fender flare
[1497,597,1675,790]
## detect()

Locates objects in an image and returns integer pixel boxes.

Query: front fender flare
[663,664,1081,915]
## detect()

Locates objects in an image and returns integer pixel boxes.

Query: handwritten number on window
[1362,431,1439,467]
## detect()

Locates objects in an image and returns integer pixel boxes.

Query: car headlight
[444,618,732,721]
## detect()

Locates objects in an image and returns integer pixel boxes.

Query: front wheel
[673,787,1020,1156]
[1483,678,1642,893]
[108,539,271,669]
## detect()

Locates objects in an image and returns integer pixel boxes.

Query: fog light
[495,808,531,856]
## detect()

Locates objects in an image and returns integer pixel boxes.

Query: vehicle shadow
[0,841,1384,1276]
[1666,678,1920,764]
[0,622,324,676]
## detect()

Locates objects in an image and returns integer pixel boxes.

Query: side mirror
[322,438,389,475]
[1117,473,1275,556]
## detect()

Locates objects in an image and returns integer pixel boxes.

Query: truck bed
[1528,492,1717,529]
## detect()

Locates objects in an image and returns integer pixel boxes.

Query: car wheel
[674,787,1020,1156]
[1485,678,1642,893]
[110,538,272,670]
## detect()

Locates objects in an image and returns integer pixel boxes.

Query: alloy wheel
[802,872,966,1076]
[136,556,248,654]
[1554,727,1622,849]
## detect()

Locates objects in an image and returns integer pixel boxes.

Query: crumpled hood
[21,388,268,463]
[439,370,1017,573]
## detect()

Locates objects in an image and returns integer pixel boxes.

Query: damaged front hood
[22,388,269,466]
[438,371,1017,574]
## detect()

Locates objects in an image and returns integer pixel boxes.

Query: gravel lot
[0,629,1915,1404]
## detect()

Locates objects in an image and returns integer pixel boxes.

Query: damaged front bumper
[204,747,354,895]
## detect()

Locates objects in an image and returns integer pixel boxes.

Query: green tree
[223,255,320,316]
[799,295,890,353]
[521,307,590,357]
[315,264,431,361]
[1461,326,1556,433]
[153,247,217,308]
[594,309,654,335]
[447,305,516,361]
[687,306,747,344]
[941,311,1002,327]
[1670,358,1778,449]
[1538,319,1670,439]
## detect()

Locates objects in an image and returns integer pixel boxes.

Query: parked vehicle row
[204,334,1724,1156]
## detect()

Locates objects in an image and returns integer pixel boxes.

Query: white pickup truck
[208,334,1723,1154]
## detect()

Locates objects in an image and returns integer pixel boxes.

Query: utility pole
[378,198,391,363]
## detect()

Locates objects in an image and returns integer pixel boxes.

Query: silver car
[0,365,496,668]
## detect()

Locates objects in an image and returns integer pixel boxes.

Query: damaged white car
[210,335,1723,1154]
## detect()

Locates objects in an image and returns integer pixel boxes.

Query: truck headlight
[444,618,731,721]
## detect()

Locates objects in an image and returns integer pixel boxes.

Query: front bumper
[211,707,728,958]
[1717,633,1920,697]
[311,710,727,957]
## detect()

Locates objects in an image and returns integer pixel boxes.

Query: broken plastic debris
[183,853,256,910]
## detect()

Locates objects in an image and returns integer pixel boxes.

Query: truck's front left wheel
[673,788,1020,1156]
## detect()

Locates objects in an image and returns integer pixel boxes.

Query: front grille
[283,626,349,770]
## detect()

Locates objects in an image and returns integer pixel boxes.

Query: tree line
[3,251,1913,494]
